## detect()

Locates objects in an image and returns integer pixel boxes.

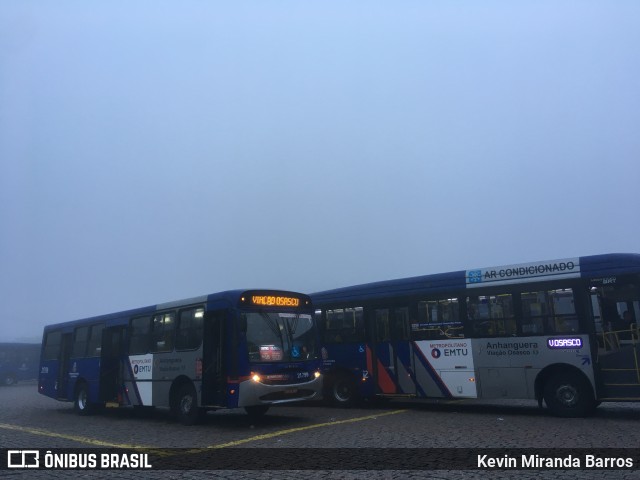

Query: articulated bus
[39,290,322,424]
[0,343,40,386]
[312,253,640,417]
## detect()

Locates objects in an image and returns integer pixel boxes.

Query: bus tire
[245,405,270,418]
[328,373,358,408]
[3,374,16,386]
[543,372,595,417]
[74,382,94,416]
[175,383,200,425]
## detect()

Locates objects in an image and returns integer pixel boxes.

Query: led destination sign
[251,295,300,307]
[547,337,583,349]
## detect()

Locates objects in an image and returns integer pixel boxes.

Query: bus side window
[325,309,344,343]
[392,307,410,341]
[375,309,391,342]
[550,289,578,333]
[176,308,204,351]
[413,299,462,340]
[151,312,176,352]
[521,289,577,334]
[87,324,104,357]
[72,326,90,358]
[129,317,151,355]
[43,331,62,361]
[467,294,516,337]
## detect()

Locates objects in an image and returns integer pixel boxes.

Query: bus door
[202,310,226,407]
[56,333,73,400]
[100,326,126,404]
[371,307,415,395]
[590,278,640,399]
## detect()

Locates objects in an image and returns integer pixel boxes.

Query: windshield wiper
[259,312,285,350]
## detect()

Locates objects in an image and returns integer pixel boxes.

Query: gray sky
[2,1,639,342]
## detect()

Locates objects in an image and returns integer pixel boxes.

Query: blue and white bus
[0,343,40,386]
[39,290,322,424]
[312,253,640,417]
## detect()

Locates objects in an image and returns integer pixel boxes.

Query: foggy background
[2,1,639,342]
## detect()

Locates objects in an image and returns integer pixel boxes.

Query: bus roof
[310,253,640,304]
[42,289,310,332]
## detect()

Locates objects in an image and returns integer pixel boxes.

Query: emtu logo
[431,348,441,359]
[7,450,39,468]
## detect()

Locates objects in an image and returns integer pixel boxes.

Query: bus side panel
[413,339,477,398]
[68,357,102,403]
[471,335,594,399]
[151,350,201,408]
[321,343,372,397]
[39,358,59,400]
[126,354,154,406]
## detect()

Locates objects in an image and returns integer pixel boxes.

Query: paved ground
[1,382,640,479]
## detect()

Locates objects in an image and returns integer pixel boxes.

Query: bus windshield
[245,312,317,362]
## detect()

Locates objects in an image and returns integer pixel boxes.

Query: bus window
[414,299,462,340]
[151,312,176,352]
[593,282,640,337]
[467,294,516,337]
[550,289,578,333]
[520,290,577,334]
[87,324,104,357]
[344,308,364,342]
[325,309,345,343]
[375,309,390,342]
[391,307,411,341]
[520,291,547,335]
[72,326,90,358]
[129,317,151,355]
[176,308,204,351]
[324,307,364,343]
[43,331,62,361]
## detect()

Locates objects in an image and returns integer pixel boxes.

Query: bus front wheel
[74,383,94,416]
[543,372,595,417]
[175,383,201,425]
[328,373,358,408]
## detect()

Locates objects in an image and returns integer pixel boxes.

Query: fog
[2,1,639,342]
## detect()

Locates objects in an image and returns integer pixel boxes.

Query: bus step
[600,370,640,384]
[105,402,120,408]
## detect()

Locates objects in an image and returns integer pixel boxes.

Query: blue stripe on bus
[412,342,452,398]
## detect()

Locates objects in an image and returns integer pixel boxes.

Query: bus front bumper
[237,375,322,407]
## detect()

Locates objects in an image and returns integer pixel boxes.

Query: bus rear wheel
[74,383,94,416]
[3,374,16,386]
[543,372,595,417]
[175,383,201,425]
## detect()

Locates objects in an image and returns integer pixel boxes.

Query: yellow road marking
[0,422,148,450]
[208,409,407,449]
[0,409,407,453]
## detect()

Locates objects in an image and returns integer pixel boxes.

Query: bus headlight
[251,373,261,383]
[314,371,321,379]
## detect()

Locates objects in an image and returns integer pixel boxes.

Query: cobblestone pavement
[2,382,640,479]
